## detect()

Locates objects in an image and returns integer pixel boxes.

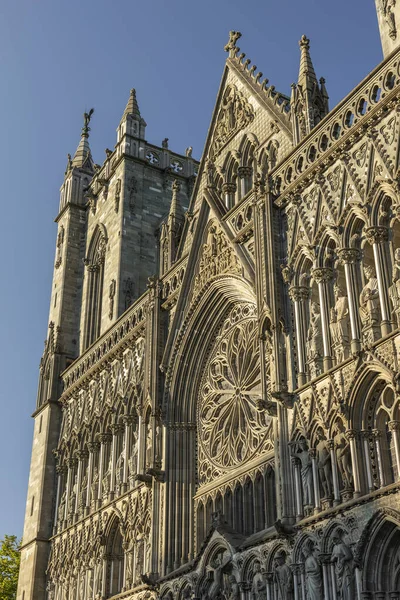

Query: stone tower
[17,92,196,600]
[376,0,400,56]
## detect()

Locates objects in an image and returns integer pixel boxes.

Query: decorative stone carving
[378,0,397,39]
[389,247,400,326]
[109,279,116,320]
[273,551,294,600]
[302,541,323,600]
[211,85,255,157]
[102,458,112,496]
[251,561,267,600]
[129,430,139,482]
[335,432,353,492]
[90,467,99,503]
[330,284,350,362]
[307,301,323,377]
[115,449,124,487]
[359,264,381,342]
[316,430,333,499]
[292,439,313,512]
[331,532,355,600]
[193,224,241,297]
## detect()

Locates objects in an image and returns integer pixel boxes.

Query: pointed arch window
[83,225,107,349]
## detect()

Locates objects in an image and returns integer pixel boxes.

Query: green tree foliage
[0,535,20,600]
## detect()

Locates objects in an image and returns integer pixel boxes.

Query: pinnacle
[298,34,317,89]
[72,109,94,170]
[168,179,184,222]
[122,88,141,120]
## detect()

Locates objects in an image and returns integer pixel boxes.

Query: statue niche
[329,284,350,363]
[306,301,323,378]
[211,84,255,157]
[389,247,400,326]
[359,264,381,343]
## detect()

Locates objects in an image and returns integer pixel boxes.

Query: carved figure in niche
[79,571,85,599]
[91,467,99,501]
[273,551,293,600]
[80,471,88,508]
[129,430,139,478]
[102,459,111,495]
[307,302,323,364]
[206,552,231,600]
[58,490,66,524]
[227,574,240,600]
[115,449,124,487]
[380,0,397,39]
[359,264,380,326]
[389,248,400,323]
[331,532,355,600]
[330,284,350,361]
[316,430,333,498]
[95,560,103,596]
[68,476,77,516]
[251,561,267,600]
[134,537,144,584]
[335,432,353,490]
[146,423,153,468]
[87,569,94,600]
[302,541,323,600]
[154,424,162,467]
[293,439,313,509]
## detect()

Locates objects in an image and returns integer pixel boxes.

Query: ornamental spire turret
[117,88,146,146]
[72,108,94,171]
[291,35,329,145]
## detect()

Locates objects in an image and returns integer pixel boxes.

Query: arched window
[106,518,124,597]
[83,225,107,349]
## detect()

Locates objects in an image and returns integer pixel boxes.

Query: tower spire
[298,35,317,90]
[122,88,141,120]
[117,88,146,147]
[72,109,94,170]
[291,35,329,145]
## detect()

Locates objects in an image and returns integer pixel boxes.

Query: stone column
[328,439,341,505]
[330,563,338,598]
[74,450,87,517]
[346,429,361,497]
[361,430,375,492]
[291,457,303,520]
[86,442,99,513]
[366,226,391,335]
[389,420,400,480]
[110,423,123,498]
[312,267,334,370]
[338,248,362,354]
[54,465,63,534]
[289,286,310,386]
[320,555,331,600]
[97,433,111,506]
[373,429,385,487]
[238,165,253,196]
[122,416,134,493]
[221,182,237,210]
[309,449,321,513]
[65,457,76,521]
[291,565,300,600]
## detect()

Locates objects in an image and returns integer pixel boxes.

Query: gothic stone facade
[18,3,400,600]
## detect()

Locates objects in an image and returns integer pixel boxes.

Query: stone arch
[83,223,108,350]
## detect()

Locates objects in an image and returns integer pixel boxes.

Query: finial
[82,108,94,137]
[224,31,242,56]
[299,34,310,49]
[172,179,181,194]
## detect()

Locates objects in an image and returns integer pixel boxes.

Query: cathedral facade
[17,2,400,599]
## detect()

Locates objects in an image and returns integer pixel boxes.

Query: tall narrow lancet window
[83,225,108,349]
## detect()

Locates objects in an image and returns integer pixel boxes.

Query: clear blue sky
[0,0,382,539]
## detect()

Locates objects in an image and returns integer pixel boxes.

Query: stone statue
[146,424,153,468]
[68,476,77,516]
[335,432,353,490]
[102,459,111,495]
[87,568,94,600]
[251,561,267,600]
[316,431,333,498]
[302,542,323,600]
[227,574,240,600]
[80,472,88,508]
[295,439,313,509]
[273,551,293,600]
[129,430,139,478]
[91,467,99,501]
[115,449,124,486]
[389,248,400,320]
[359,264,380,326]
[331,532,355,600]
[307,302,323,362]
[79,571,85,599]
[185,146,193,157]
[162,138,169,149]
[58,490,66,524]
[330,284,350,360]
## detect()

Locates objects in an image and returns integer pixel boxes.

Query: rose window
[198,312,270,469]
